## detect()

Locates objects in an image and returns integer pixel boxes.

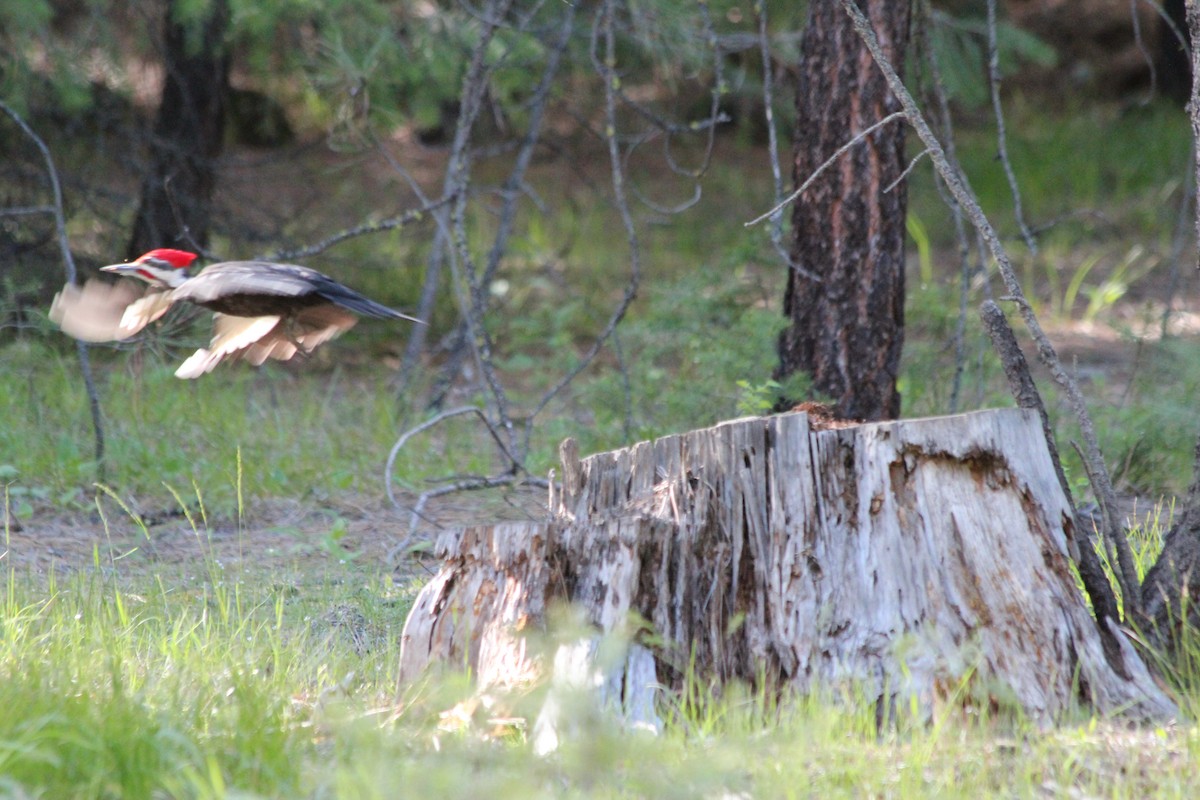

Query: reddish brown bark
[777,0,911,421]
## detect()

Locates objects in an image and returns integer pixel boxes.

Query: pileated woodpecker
[51,248,421,378]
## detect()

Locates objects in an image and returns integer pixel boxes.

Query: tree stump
[398,409,1176,728]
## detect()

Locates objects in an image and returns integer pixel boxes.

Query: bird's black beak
[100,263,136,274]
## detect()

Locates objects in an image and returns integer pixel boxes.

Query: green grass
[0,333,508,517]
[909,98,1193,249]
[0,552,1198,798]
[5,97,1200,795]
[0,560,398,798]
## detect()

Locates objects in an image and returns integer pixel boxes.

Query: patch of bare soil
[2,485,549,582]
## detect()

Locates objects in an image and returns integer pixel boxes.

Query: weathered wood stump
[399,409,1176,729]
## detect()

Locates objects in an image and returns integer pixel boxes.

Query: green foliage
[1075,500,1166,619]
[734,372,812,417]
[0,0,50,28]
[0,0,99,115]
[735,378,782,416]
[928,7,1058,108]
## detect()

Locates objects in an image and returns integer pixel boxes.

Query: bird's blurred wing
[49,279,146,342]
[174,314,281,379]
[238,305,358,366]
[173,305,359,378]
[291,304,359,350]
[118,291,176,335]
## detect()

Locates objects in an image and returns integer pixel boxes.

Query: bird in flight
[51,248,422,378]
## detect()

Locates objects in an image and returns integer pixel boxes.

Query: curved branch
[384,405,527,511]
[623,131,703,214]
[1140,0,1190,57]
[384,404,547,556]
[0,100,106,481]
[386,472,550,562]
[658,0,725,180]
[744,111,907,228]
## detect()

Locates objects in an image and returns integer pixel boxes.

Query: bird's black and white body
[51,248,421,378]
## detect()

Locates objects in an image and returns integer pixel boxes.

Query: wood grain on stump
[399,409,1175,728]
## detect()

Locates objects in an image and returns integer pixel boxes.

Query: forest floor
[3,483,549,584]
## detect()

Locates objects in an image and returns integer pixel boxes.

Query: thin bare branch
[624,132,704,213]
[744,111,907,228]
[1131,0,1158,100]
[0,205,54,218]
[885,148,929,194]
[1140,0,1190,55]
[986,0,1037,255]
[0,100,106,481]
[524,0,643,445]
[389,472,550,560]
[662,0,725,180]
[266,200,450,262]
[753,0,791,267]
[836,0,1142,619]
[477,2,576,300]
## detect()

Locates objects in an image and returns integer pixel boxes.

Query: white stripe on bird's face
[101,260,190,288]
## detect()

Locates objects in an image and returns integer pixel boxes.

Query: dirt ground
[1,484,549,582]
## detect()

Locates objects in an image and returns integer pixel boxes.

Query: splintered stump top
[399,409,1176,724]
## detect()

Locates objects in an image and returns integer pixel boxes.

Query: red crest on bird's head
[136,248,198,269]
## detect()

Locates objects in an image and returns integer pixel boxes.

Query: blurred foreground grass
[0,547,1197,798]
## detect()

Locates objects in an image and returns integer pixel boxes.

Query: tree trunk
[1158,0,1190,105]
[127,0,229,258]
[399,409,1176,732]
[776,0,910,421]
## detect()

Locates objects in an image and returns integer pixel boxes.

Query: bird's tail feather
[324,289,423,323]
